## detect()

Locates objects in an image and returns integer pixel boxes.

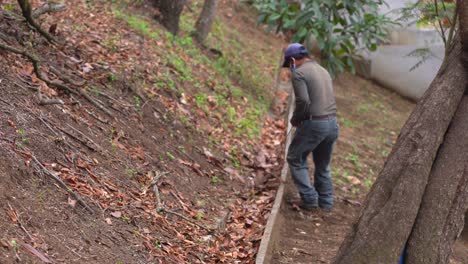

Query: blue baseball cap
[282,43,309,67]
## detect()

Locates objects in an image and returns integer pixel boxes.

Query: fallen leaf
[224,167,245,183]
[177,159,204,176]
[81,63,93,73]
[105,218,113,225]
[348,176,361,185]
[111,211,122,218]
[1,239,9,249]
[179,93,188,105]
[6,209,17,223]
[68,197,77,207]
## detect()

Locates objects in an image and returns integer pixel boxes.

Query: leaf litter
[0,0,286,262]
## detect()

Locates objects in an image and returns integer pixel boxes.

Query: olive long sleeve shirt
[291,60,337,124]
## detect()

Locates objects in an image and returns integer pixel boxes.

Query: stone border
[255,82,294,264]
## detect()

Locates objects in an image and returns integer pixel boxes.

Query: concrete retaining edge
[255,82,294,264]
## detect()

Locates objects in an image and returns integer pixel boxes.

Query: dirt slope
[0,0,285,263]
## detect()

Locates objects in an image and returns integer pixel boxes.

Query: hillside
[0,0,285,263]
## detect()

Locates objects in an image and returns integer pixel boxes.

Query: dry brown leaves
[0,0,289,262]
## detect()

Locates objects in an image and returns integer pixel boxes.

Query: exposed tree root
[0,41,114,117]
[17,0,56,43]
[32,3,66,19]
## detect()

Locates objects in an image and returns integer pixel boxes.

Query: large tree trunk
[154,0,187,35]
[405,95,468,263]
[194,0,218,43]
[334,3,468,260]
[404,2,468,262]
[335,1,468,263]
[407,3,468,262]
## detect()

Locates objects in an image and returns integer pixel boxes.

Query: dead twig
[149,171,169,211]
[66,124,104,152]
[85,109,109,124]
[79,89,114,117]
[7,202,34,242]
[31,155,94,213]
[38,98,64,105]
[54,125,100,153]
[170,190,188,209]
[161,208,213,232]
[36,116,77,151]
[64,245,83,260]
[216,210,231,233]
[150,171,213,232]
[0,97,12,106]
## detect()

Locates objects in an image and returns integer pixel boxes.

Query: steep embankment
[0,0,284,263]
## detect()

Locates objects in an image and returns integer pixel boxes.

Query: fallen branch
[32,3,66,19]
[31,155,94,214]
[17,0,55,43]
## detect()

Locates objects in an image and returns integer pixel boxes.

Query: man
[283,43,338,211]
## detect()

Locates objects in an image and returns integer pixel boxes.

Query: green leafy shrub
[251,0,395,76]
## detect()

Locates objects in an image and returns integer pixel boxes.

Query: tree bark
[17,0,55,43]
[194,0,218,43]
[334,33,468,264]
[461,0,468,65]
[405,95,468,263]
[154,0,187,36]
[335,1,468,263]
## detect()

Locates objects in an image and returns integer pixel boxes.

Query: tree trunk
[334,35,468,264]
[335,1,468,263]
[407,2,468,262]
[405,95,468,263]
[194,0,218,43]
[461,0,468,66]
[154,0,187,35]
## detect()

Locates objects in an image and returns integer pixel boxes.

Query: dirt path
[271,181,359,264]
